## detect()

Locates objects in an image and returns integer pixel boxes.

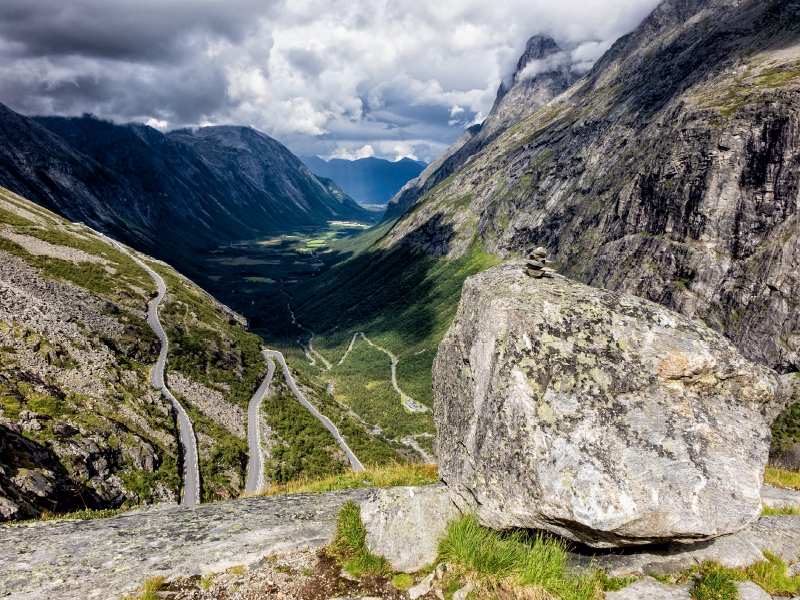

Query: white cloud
[145,117,169,130]
[329,144,376,160]
[0,0,662,160]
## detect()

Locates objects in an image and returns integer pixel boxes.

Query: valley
[4,0,800,596]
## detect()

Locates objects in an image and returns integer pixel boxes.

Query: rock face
[434,262,787,547]
[360,484,460,573]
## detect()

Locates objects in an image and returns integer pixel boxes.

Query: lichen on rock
[434,261,789,547]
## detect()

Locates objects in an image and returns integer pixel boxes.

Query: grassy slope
[0,187,181,510]
[0,186,268,507]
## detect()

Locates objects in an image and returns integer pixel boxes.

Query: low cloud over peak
[0,0,661,162]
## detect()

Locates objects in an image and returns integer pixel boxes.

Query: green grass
[15,506,136,524]
[689,563,739,600]
[327,501,391,578]
[764,467,800,490]
[745,552,800,596]
[438,514,602,600]
[762,504,800,516]
[265,463,438,495]
[658,555,800,598]
[392,573,415,589]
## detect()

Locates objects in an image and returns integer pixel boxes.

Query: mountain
[289,0,800,466]
[300,156,426,205]
[0,185,397,520]
[0,106,373,268]
[386,0,800,374]
[0,185,268,516]
[383,34,577,220]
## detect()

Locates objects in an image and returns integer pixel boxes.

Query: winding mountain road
[264,349,364,471]
[244,355,276,496]
[357,333,428,413]
[99,235,201,507]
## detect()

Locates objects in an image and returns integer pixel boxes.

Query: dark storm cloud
[0,0,270,61]
[0,0,662,161]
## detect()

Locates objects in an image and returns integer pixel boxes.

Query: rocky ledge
[0,490,369,599]
[2,484,799,600]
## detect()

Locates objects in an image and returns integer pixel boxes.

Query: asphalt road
[357,333,428,413]
[244,355,276,496]
[264,349,364,472]
[99,235,201,507]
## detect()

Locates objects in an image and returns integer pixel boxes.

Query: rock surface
[360,484,460,573]
[761,485,800,510]
[604,577,692,600]
[0,489,368,600]
[434,262,787,547]
[572,515,800,577]
[734,581,772,600]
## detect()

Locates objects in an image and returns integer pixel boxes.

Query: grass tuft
[327,501,391,578]
[392,573,415,589]
[765,467,800,490]
[143,576,166,592]
[744,552,800,596]
[265,463,438,495]
[761,504,800,516]
[689,563,740,600]
[438,514,602,600]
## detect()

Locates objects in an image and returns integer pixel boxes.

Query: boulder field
[433,261,794,548]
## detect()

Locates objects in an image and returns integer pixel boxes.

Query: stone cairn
[526,246,554,278]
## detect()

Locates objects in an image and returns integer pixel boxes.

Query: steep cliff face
[387,0,800,380]
[384,35,577,220]
[0,108,372,266]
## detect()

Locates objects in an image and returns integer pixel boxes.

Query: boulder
[360,484,460,572]
[434,261,788,547]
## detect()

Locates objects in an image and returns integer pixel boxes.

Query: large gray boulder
[434,261,788,548]
[360,485,460,573]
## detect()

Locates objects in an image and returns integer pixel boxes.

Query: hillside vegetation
[0,186,270,515]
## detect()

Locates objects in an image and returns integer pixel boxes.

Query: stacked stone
[526,246,554,278]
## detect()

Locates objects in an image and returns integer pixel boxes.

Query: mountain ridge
[0,107,373,271]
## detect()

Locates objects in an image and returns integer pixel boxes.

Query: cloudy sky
[0,0,661,162]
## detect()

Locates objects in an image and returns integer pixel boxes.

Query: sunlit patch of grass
[765,467,800,490]
[392,573,414,589]
[438,514,603,600]
[264,463,437,495]
[761,504,800,516]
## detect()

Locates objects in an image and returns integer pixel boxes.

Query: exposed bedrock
[434,261,792,548]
